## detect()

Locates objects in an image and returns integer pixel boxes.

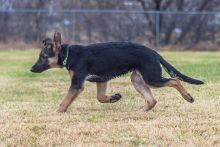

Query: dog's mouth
[30,65,49,73]
[30,68,43,73]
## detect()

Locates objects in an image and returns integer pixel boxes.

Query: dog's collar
[62,46,69,67]
[58,44,70,69]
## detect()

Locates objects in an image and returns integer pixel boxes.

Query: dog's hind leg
[139,64,194,103]
[162,78,194,103]
[131,71,157,111]
[141,73,194,103]
[96,82,122,103]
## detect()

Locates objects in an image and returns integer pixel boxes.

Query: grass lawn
[0,50,220,146]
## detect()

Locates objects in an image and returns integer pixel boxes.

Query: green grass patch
[0,50,220,102]
[0,50,220,146]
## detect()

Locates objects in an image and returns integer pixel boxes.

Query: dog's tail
[158,54,204,85]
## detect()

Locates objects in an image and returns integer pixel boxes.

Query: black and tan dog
[31,32,204,113]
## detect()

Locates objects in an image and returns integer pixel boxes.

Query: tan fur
[131,71,157,111]
[69,70,74,80]
[47,32,62,68]
[96,82,113,103]
[57,70,84,113]
[53,32,62,53]
[57,88,83,113]
[47,56,60,68]
[163,78,194,103]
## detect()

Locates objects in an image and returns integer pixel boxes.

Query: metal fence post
[156,12,160,49]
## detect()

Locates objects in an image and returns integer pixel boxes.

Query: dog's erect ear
[53,32,62,52]
[42,38,53,48]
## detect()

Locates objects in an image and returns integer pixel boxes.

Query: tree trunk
[174,0,212,44]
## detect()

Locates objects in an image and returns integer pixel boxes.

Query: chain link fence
[0,9,220,50]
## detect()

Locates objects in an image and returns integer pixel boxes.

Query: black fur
[56,42,203,89]
[158,55,204,85]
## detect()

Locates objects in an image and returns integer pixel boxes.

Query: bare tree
[0,0,220,49]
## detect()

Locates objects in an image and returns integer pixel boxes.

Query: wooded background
[0,0,220,50]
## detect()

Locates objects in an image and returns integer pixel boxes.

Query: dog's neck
[58,44,69,68]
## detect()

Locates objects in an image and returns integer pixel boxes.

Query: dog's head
[30,32,62,73]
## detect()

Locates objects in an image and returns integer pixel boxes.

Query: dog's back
[80,42,158,76]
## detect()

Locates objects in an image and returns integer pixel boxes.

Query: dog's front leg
[96,82,122,103]
[57,87,83,113]
[57,70,85,113]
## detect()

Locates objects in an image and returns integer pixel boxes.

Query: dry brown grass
[0,51,220,146]
[1,77,220,146]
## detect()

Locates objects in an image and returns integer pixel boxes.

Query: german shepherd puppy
[31,32,204,113]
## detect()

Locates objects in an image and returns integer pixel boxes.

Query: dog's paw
[110,93,122,103]
[186,93,194,103]
[57,107,67,113]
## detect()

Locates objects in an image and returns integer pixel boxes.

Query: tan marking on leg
[48,55,60,68]
[57,87,84,113]
[131,71,157,111]
[68,70,74,80]
[96,82,112,103]
[164,78,194,103]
